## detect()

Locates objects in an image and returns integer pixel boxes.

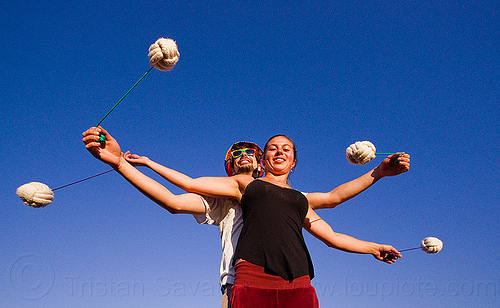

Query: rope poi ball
[420,237,443,253]
[346,141,376,165]
[346,141,404,165]
[148,38,180,71]
[16,182,54,208]
[385,237,443,261]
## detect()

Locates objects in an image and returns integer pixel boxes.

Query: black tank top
[233,179,314,282]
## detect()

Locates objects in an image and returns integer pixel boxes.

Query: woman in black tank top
[154,135,402,307]
[230,136,401,307]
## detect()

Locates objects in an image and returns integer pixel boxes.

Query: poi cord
[50,64,153,191]
[53,68,154,189]
[396,247,421,252]
[96,66,154,143]
[385,247,421,261]
[52,169,114,191]
[58,67,154,187]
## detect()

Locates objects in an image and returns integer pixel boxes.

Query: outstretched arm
[307,154,410,210]
[303,207,401,263]
[114,159,208,214]
[124,152,199,191]
[82,127,208,214]
[123,152,248,200]
[83,126,246,201]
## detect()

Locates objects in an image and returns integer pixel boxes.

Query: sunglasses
[231,149,256,158]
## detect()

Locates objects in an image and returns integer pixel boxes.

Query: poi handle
[96,67,154,143]
[384,247,421,261]
[375,152,405,165]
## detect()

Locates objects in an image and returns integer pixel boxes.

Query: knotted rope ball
[421,237,443,253]
[346,141,376,165]
[16,182,54,208]
[148,38,180,71]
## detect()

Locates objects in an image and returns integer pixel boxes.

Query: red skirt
[230,261,319,308]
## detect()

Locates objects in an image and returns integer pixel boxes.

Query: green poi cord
[96,66,154,143]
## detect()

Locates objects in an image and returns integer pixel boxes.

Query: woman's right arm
[82,127,207,214]
[83,127,243,211]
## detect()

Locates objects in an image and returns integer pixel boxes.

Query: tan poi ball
[346,141,376,165]
[16,182,54,208]
[421,237,443,253]
[148,38,180,71]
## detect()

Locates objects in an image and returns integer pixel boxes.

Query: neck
[234,170,255,176]
[262,173,290,187]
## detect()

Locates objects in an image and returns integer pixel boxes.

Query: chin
[236,165,254,174]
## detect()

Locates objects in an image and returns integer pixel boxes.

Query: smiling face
[262,135,297,175]
[225,142,263,176]
[232,148,259,175]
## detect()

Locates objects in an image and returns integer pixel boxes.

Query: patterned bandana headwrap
[224,142,263,176]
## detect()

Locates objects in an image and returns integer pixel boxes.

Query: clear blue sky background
[1,1,498,307]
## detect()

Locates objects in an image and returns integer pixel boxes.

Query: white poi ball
[148,38,180,71]
[16,182,54,208]
[346,141,376,165]
[421,237,443,253]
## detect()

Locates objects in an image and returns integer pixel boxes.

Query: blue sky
[1,1,498,307]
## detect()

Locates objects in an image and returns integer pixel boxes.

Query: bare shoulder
[232,174,255,190]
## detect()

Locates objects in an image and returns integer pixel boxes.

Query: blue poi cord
[52,169,115,191]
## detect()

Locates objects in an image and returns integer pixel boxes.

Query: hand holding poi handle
[83,127,123,167]
[376,153,411,177]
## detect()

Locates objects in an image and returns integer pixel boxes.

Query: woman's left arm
[303,207,401,263]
